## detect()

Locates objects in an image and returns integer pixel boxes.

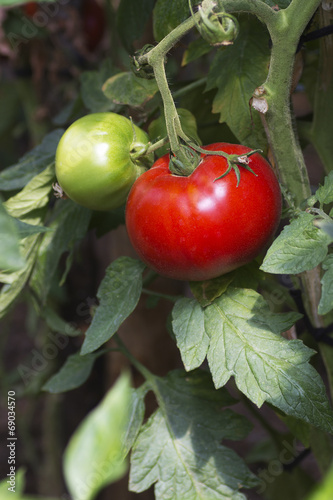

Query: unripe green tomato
[55,113,152,211]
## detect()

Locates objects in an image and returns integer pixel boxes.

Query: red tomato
[125,143,282,281]
[23,1,38,17]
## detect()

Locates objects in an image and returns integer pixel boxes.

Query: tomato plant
[1,0,333,500]
[55,112,152,211]
[126,143,281,281]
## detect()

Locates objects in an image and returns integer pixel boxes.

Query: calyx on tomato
[55,112,153,212]
[125,143,282,281]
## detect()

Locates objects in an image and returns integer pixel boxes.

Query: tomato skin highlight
[125,143,282,281]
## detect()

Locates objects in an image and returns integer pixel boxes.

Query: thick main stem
[253,0,322,206]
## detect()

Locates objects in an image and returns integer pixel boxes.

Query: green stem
[115,334,154,383]
[217,0,321,205]
[146,136,169,155]
[137,13,203,173]
[172,77,208,100]
[138,14,200,67]
[142,288,181,303]
[258,1,322,205]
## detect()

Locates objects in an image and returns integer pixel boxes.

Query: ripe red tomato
[23,1,38,17]
[126,143,281,281]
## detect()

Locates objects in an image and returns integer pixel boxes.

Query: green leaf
[64,372,131,500]
[314,218,333,240]
[172,298,210,370]
[30,200,91,303]
[80,60,120,113]
[173,287,333,433]
[116,0,155,52]
[42,305,82,337]
[0,237,40,318]
[0,467,25,495]
[0,166,55,318]
[182,37,212,66]
[122,384,148,458]
[81,257,145,354]
[13,218,51,239]
[130,369,256,499]
[0,200,25,271]
[153,0,200,41]
[315,171,333,206]
[318,254,333,315]
[264,468,315,500]
[261,212,331,274]
[309,427,333,476]
[42,351,100,393]
[307,463,333,500]
[103,72,158,107]
[206,16,270,149]
[190,274,234,307]
[0,129,63,191]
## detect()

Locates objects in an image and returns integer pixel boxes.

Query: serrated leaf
[0,200,25,271]
[42,351,100,393]
[315,171,333,205]
[130,369,256,499]
[103,72,158,107]
[206,16,270,149]
[116,0,155,52]
[205,288,333,433]
[0,129,63,191]
[81,257,145,354]
[0,236,40,318]
[122,385,148,459]
[318,254,333,315]
[261,212,331,274]
[64,372,131,500]
[30,200,91,303]
[173,288,333,433]
[0,166,55,317]
[3,163,55,218]
[172,298,210,370]
[190,274,234,307]
[80,60,120,113]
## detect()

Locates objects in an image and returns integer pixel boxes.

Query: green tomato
[55,112,152,211]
